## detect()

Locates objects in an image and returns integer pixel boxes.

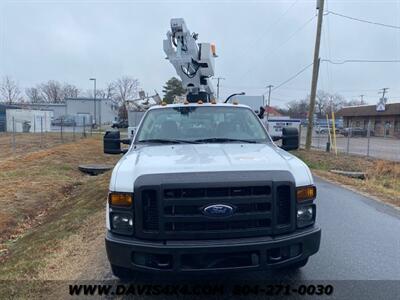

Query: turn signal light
[109,193,133,207]
[296,186,316,202]
[211,43,217,57]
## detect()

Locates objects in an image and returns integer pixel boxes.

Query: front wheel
[111,265,135,281]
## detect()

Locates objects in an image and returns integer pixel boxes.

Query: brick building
[336,102,400,137]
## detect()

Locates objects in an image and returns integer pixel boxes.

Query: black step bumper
[105,226,321,273]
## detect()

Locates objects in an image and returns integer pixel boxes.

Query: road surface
[77,177,400,298]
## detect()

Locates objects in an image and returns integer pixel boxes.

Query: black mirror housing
[104,131,123,154]
[281,127,299,151]
[271,136,281,142]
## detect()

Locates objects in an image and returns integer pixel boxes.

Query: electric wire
[326,10,400,30]
[322,59,400,64]
[266,62,314,93]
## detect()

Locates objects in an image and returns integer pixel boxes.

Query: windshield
[135,106,270,144]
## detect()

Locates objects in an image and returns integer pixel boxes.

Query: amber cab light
[296,186,316,202]
[109,193,133,207]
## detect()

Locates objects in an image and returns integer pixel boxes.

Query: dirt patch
[293,149,400,208]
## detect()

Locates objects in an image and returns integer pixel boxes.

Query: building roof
[336,103,400,117]
[22,103,66,107]
[65,97,109,102]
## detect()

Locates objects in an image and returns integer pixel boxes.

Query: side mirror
[104,131,127,154]
[257,106,265,119]
[271,136,281,142]
[281,127,299,151]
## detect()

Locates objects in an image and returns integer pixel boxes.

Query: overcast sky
[0,0,399,107]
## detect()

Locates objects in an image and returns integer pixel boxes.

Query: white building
[22,103,67,119]
[6,109,53,132]
[65,98,119,125]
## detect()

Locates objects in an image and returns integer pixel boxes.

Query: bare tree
[88,82,116,99]
[286,98,309,118]
[62,83,80,99]
[315,90,330,118]
[114,76,139,105]
[103,82,116,99]
[344,98,367,107]
[25,87,43,103]
[0,76,22,104]
[40,80,63,103]
[294,90,346,119]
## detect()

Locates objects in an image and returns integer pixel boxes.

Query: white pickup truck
[103,102,320,279]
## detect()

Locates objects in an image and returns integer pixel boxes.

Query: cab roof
[148,102,252,110]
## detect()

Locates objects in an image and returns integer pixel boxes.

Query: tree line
[0,75,140,106]
[1,75,367,118]
[278,90,367,119]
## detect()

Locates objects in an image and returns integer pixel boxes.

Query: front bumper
[105,226,321,273]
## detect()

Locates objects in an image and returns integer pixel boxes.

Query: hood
[110,143,313,192]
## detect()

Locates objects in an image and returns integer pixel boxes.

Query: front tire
[111,265,134,281]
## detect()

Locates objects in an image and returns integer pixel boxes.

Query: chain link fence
[0,115,94,160]
[300,125,400,161]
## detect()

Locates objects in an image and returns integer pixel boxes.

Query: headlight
[296,185,316,202]
[108,192,134,235]
[297,204,315,228]
[110,212,134,235]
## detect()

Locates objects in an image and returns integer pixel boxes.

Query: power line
[233,0,300,67]
[326,10,400,30]
[267,62,314,93]
[238,14,316,82]
[322,59,400,64]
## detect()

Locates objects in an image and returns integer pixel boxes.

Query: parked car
[51,116,76,127]
[340,127,374,137]
[111,119,129,129]
[315,125,339,134]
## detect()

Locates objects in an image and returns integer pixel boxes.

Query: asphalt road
[82,177,400,298]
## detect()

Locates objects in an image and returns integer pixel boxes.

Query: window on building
[355,120,360,127]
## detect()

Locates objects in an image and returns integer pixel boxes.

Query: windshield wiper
[137,139,199,144]
[193,138,257,144]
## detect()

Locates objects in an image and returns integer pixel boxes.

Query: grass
[0,176,110,298]
[0,132,86,160]
[0,136,119,257]
[292,149,400,208]
[0,136,119,297]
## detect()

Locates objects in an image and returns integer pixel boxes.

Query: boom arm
[163,18,217,102]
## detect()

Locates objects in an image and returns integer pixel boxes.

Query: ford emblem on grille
[203,204,234,217]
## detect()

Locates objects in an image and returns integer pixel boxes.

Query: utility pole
[266,85,273,125]
[305,0,324,150]
[90,78,97,126]
[213,77,225,100]
[379,88,389,102]
[359,94,364,103]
